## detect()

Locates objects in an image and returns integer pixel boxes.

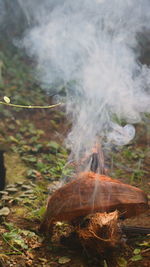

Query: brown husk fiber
[76,211,121,254]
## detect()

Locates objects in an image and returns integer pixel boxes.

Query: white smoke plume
[18,0,150,159]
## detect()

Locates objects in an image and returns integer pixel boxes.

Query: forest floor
[0,50,149,267]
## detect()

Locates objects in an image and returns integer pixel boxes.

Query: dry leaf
[3,96,10,103]
[58,257,71,264]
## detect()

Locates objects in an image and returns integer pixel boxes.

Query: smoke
[4,0,150,159]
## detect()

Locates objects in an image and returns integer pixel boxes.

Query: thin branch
[0,101,62,109]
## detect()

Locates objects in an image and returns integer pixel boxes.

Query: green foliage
[25,195,46,221]
[3,222,14,231]
[103,260,108,267]
[130,254,143,262]
[128,246,145,263]
[109,144,148,188]
[130,168,147,184]
[133,248,141,255]
[2,223,28,252]
[138,241,150,248]
[28,206,46,220]
[46,141,60,153]
[0,50,54,114]
[117,257,127,267]
[2,222,39,256]
[122,147,146,160]
[27,169,38,179]
[2,107,71,182]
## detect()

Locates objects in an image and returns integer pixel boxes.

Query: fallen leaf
[58,257,71,264]
[117,257,127,267]
[13,238,28,249]
[0,207,10,216]
[133,248,141,255]
[26,259,33,266]
[104,260,108,267]
[0,254,9,260]
[39,258,48,262]
[6,188,18,193]
[131,254,143,262]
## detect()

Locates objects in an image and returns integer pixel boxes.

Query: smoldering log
[39,172,148,234]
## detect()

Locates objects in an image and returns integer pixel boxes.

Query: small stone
[24,190,34,195]
[21,185,32,190]
[6,188,18,193]
[28,196,36,200]
[6,184,16,189]
[1,195,12,201]
[0,191,9,195]
[0,207,10,216]
[39,258,48,262]
[19,194,28,198]
[15,181,23,186]
[29,181,36,187]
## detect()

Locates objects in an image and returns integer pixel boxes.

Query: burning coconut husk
[39,171,148,232]
[39,147,149,253]
[39,164,148,230]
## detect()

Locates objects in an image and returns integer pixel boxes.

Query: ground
[0,51,149,267]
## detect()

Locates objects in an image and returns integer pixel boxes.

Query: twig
[121,226,150,235]
[0,101,61,109]
[141,248,150,254]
